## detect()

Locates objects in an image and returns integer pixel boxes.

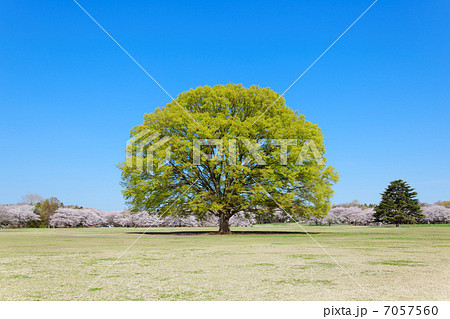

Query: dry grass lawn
[0,224,448,300]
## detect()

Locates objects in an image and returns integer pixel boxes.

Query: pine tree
[374,180,422,227]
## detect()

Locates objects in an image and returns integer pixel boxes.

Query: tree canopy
[374,179,422,226]
[120,84,338,233]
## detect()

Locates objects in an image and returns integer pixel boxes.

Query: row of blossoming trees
[306,205,450,225]
[0,203,449,228]
[0,205,254,228]
[48,208,254,228]
[0,205,40,228]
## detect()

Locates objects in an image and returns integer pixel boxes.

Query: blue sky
[1,0,449,210]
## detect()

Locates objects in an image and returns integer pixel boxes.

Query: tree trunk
[396,223,399,227]
[219,214,231,234]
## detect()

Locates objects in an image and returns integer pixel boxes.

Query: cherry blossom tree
[323,207,345,225]
[49,208,107,228]
[0,205,40,227]
[307,215,324,226]
[98,211,128,227]
[229,211,255,227]
[254,208,289,224]
[340,206,363,225]
[49,209,80,228]
[309,206,375,226]
[421,205,450,224]
[159,215,198,227]
[127,211,160,227]
[356,208,376,225]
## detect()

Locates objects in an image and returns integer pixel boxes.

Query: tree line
[1,200,448,229]
[0,205,254,228]
[1,180,448,229]
[305,204,450,226]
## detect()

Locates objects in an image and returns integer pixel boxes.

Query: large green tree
[120,84,338,233]
[374,179,422,227]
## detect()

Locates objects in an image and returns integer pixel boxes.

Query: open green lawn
[0,224,448,300]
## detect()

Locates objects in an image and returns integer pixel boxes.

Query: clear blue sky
[1,0,449,210]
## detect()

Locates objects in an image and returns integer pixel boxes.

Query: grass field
[0,224,448,300]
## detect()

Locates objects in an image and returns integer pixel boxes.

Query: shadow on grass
[127,230,323,235]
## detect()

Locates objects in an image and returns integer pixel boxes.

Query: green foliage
[119,84,338,231]
[435,200,450,208]
[32,197,62,227]
[374,179,423,226]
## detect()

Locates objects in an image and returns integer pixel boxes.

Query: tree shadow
[127,230,323,235]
